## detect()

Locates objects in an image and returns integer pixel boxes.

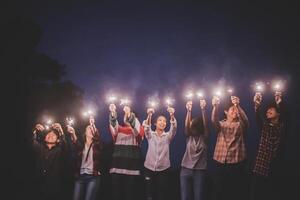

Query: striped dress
[109,113,144,175]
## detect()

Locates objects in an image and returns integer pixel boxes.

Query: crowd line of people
[31,91,287,200]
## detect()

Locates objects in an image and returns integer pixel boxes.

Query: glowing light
[165,97,175,107]
[83,109,94,117]
[66,117,75,126]
[120,98,131,106]
[272,81,284,92]
[213,88,223,97]
[255,82,265,93]
[227,88,234,95]
[185,91,194,100]
[196,90,204,99]
[107,95,117,103]
[148,99,159,108]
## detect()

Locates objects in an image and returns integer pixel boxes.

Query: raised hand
[200,99,206,109]
[147,108,155,115]
[52,123,64,136]
[231,96,240,106]
[275,91,282,105]
[253,93,262,105]
[34,124,44,134]
[186,101,192,112]
[212,96,220,106]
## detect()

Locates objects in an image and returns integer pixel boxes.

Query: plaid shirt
[253,106,285,177]
[213,120,247,163]
[212,105,248,164]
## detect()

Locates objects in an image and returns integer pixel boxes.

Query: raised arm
[109,103,119,139]
[143,108,155,139]
[185,101,192,136]
[32,124,45,148]
[200,99,209,138]
[231,96,249,129]
[167,107,177,141]
[253,92,264,128]
[211,96,221,132]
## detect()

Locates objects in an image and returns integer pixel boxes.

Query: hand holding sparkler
[186,101,192,112]
[33,124,45,134]
[52,123,64,136]
[275,91,282,105]
[185,91,194,101]
[253,92,262,111]
[66,117,75,127]
[123,105,132,119]
[167,107,175,119]
[200,99,206,110]
[212,96,220,107]
[231,96,240,107]
[255,82,265,95]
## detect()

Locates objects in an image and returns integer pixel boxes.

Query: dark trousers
[250,173,284,200]
[214,160,248,200]
[111,173,140,200]
[144,168,170,200]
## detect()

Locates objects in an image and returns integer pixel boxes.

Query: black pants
[111,173,140,200]
[250,173,284,200]
[144,168,170,200]
[214,160,248,200]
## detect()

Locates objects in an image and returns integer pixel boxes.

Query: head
[44,128,60,144]
[154,115,167,131]
[190,117,205,136]
[224,103,238,120]
[123,110,138,126]
[84,125,94,140]
[266,103,280,121]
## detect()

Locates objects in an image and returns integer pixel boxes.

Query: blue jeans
[180,167,206,200]
[73,174,100,200]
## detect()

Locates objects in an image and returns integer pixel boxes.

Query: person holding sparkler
[68,114,103,200]
[142,98,177,200]
[32,122,73,200]
[211,93,249,200]
[108,99,144,200]
[180,97,209,200]
[250,83,287,200]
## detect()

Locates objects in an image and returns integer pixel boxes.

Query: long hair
[190,117,205,136]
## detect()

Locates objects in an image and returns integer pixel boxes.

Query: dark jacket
[73,130,103,177]
[32,132,71,200]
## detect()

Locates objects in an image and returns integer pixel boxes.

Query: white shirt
[80,144,94,175]
[143,119,177,171]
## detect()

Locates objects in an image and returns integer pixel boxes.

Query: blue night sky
[29,1,297,169]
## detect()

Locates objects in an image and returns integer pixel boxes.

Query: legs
[193,170,206,200]
[157,169,169,200]
[84,176,100,200]
[145,168,156,200]
[180,167,193,200]
[73,174,101,200]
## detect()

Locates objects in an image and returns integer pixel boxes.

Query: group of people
[31,91,287,200]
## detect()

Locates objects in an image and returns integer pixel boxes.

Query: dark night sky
[10,1,300,168]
